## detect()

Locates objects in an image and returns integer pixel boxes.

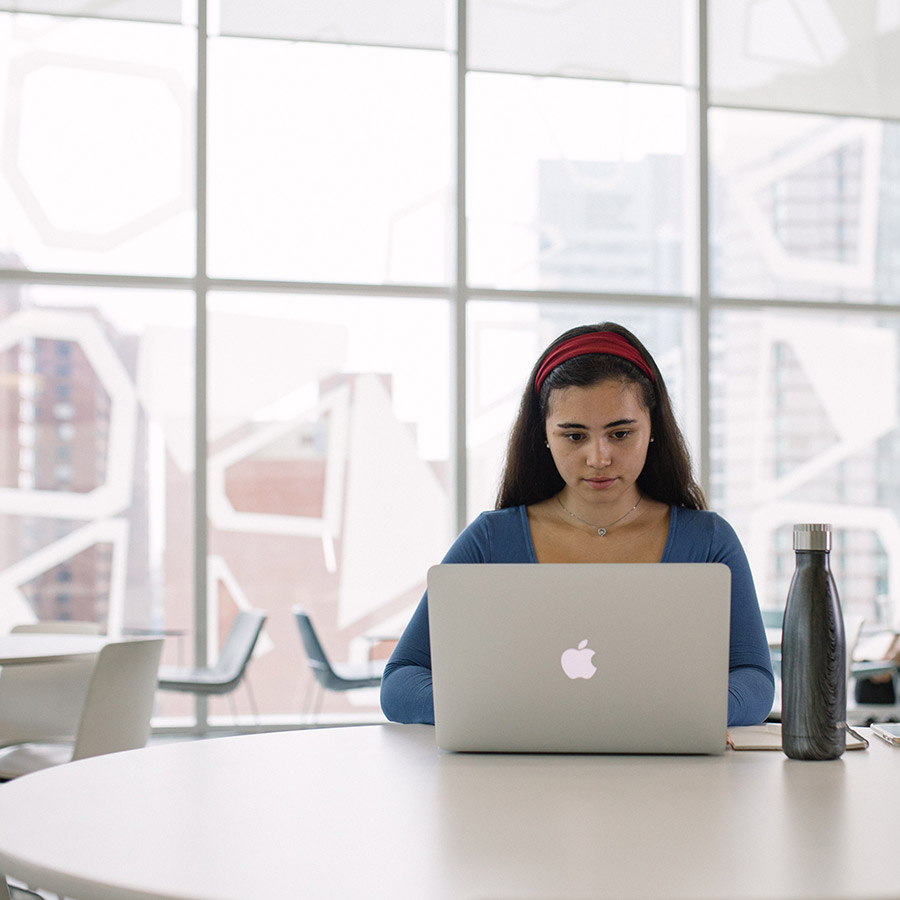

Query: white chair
[0,622,104,749]
[0,657,95,749]
[0,637,163,780]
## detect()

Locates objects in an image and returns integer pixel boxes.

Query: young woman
[380,322,775,727]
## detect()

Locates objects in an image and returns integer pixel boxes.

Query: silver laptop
[428,562,731,755]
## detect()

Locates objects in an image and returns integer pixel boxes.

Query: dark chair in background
[851,656,900,723]
[291,605,384,719]
[157,609,267,721]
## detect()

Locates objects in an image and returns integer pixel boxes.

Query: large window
[1,1,899,728]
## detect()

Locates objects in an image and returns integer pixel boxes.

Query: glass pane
[710,0,900,119]
[470,0,694,85]
[206,293,452,721]
[207,39,453,286]
[467,301,696,521]
[468,74,696,295]
[219,0,449,50]
[0,284,195,705]
[711,308,900,628]
[0,13,195,277]
[710,109,900,303]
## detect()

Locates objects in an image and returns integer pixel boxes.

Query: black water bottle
[781,523,846,760]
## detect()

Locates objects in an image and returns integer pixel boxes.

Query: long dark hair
[495,322,706,511]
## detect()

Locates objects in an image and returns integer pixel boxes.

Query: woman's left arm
[712,516,776,726]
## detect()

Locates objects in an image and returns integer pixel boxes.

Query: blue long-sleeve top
[381,504,775,727]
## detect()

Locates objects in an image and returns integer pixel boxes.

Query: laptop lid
[428,562,731,755]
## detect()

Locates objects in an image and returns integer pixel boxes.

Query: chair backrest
[0,621,105,744]
[291,606,335,686]
[210,609,267,683]
[11,621,103,634]
[0,657,95,745]
[72,638,163,761]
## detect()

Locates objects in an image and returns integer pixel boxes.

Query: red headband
[534,332,655,394]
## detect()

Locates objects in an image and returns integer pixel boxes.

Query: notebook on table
[427,562,731,755]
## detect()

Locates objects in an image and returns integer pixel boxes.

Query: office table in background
[0,724,898,900]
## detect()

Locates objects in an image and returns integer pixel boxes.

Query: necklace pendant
[555,493,642,538]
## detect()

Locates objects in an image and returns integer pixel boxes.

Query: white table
[0,634,109,665]
[0,724,898,900]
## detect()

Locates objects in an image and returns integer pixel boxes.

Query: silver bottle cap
[793,523,831,551]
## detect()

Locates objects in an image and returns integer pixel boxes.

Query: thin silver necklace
[556,493,642,537]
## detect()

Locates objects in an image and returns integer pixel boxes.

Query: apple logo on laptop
[560,639,597,679]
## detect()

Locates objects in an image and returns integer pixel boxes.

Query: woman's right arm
[380,513,497,724]
[379,593,435,724]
